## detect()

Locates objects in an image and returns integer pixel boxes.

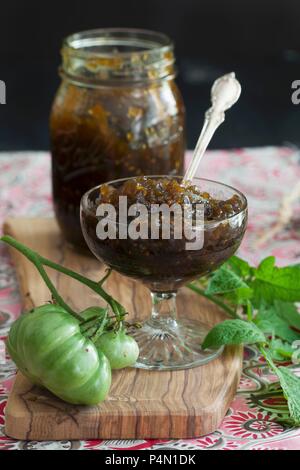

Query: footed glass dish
[80,176,247,370]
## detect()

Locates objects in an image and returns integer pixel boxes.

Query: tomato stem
[187,282,237,318]
[1,235,82,320]
[98,269,112,286]
[1,235,126,323]
[90,309,109,343]
[39,254,126,321]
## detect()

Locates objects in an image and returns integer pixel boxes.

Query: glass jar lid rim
[63,28,174,58]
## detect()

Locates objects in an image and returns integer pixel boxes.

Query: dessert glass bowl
[80,176,248,370]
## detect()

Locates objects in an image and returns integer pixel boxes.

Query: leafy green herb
[226,255,252,278]
[254,304,300,343]
[251,257,300,305]
[202,319,265,349]
[205,264,253,305]
[275,367,300,425]
[188,254,300,426]
[205,264,250,296]
[267,339,294,361]
[274,301,300,330]
[261,348,300,426]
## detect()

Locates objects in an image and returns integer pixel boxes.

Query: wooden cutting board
[3,218,242,440]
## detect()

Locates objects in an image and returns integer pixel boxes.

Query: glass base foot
[130,317,223,371]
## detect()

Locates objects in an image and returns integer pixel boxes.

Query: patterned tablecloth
[0,147,300,450]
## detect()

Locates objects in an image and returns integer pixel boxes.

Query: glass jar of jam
[50,28,185,247]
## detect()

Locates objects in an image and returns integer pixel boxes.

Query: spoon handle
[184,109,224,182]
[183,72,241,183]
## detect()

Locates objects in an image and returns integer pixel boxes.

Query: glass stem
[150,291,178,324]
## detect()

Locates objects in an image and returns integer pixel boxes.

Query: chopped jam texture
[50,80,185,247]
[81,176,247,290]
[98,177,244,220]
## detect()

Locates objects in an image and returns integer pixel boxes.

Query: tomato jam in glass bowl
[50,29,185,247]
[80,176,247,371]
[80,176,247,292]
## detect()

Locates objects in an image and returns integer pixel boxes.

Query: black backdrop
[1,0,300,150]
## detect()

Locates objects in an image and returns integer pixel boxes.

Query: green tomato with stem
[7,304,111,405]
[95,329,139,369]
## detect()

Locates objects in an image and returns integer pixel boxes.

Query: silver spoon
[183,72,241,183]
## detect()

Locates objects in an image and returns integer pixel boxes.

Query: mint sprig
[188,254,300,426]
[267,338,294,361]
[252,257,300,305]
[202,319,265,349]
[254,304,300,343]
[261,347,300,426]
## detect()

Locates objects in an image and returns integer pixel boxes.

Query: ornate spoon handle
[183,72,241,183]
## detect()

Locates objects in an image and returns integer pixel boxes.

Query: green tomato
[7,304,111,405]
[95,330,139,369]
[80,306,107,321]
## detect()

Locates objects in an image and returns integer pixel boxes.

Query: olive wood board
[3,217,242,441]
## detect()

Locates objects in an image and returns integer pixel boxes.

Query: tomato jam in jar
[50,29,185,247]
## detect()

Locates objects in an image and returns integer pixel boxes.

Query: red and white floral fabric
[0,147,300,450]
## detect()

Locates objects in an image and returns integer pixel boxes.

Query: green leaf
[255,319,274,333]
[276,367,300,426]
[227,255,252,277]
[257,256,276,275]
[274,301,300,330]
[205,264,251,296]
[205,263,253,305]
[255,304,300,343]
[224,286,253,305]
[268,338,294,361]
[262,347,300,426]
[251,259,300,305]
[202,319,265,349]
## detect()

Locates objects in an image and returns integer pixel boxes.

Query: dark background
[0,0,300,150]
